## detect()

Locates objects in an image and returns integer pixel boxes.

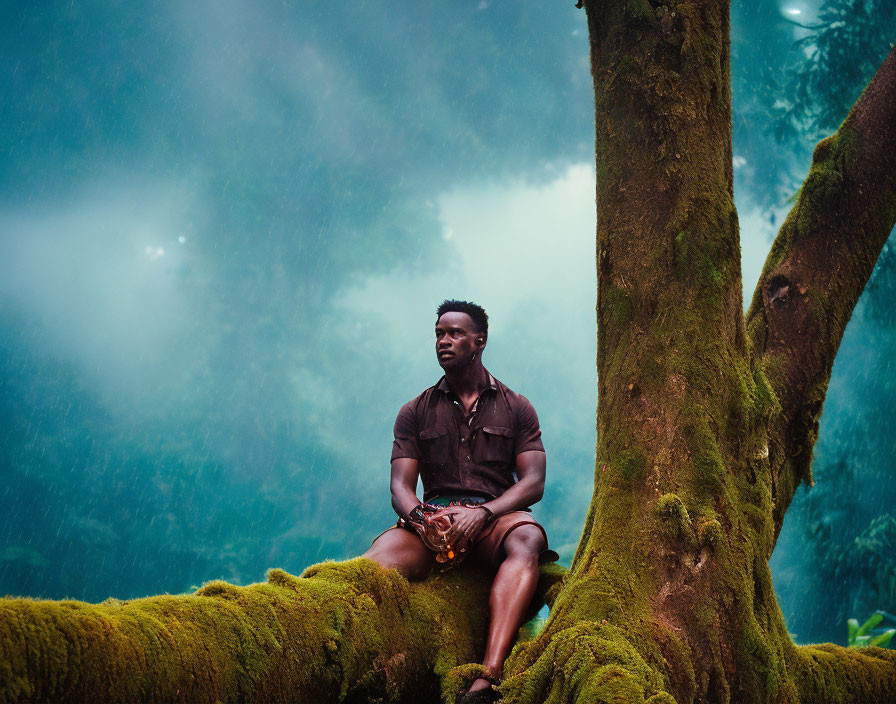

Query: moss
[625,0,654,22]
[440,663,494,703]
[678,413,727,499]
[654,494,697,550]
[195,579,243,599]
[646,694,678,704]
[0,559,565,704]
[790,642,896,703]
[692,442,726,492]
[538,561,569,609]
[503,621,674,704]
[671,221,728,315]
[794,128,855,233]
[617,447,649,485]
[602,283,633,331]
[696,518,723,553]
[750,362,780,421]
[655,493,688,523]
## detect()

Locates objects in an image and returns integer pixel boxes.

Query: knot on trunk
[765,274,792,309]
[655,493,698,550]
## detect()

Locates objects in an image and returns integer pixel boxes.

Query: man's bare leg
[467,525,545,694]
[362,527,434,581]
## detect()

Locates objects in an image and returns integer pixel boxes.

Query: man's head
[435,300,488,371]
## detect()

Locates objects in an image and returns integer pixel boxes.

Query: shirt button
[460,438,466,445]
[465,455,471,462]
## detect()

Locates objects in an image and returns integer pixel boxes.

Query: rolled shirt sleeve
[514,395,545,455]
[391,401,422,461]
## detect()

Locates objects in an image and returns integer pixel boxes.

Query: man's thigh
[363,526,435,580]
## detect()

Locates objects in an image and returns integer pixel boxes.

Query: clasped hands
[409,503,493,562]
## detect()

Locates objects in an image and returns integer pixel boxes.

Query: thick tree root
[0,558,564,704]
[500,622,896,704]
[502,622,674,704]
[790,643,896,704]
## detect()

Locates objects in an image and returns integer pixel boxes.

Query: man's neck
[443,362,488,399]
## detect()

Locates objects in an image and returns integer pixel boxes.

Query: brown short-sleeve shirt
[391,371,545,501]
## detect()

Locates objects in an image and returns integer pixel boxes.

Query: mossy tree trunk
[500,2,896,703]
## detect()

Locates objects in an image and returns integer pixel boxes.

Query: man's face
[435,311,484,371]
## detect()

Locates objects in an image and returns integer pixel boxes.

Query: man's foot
[455,674,501,704]
[468,677,492,693]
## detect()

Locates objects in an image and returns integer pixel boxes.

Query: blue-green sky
[2,0,894,644]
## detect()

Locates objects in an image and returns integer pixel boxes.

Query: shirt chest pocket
[419,425,450,465]
[474,425,514,464]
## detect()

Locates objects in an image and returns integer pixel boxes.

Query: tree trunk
[500,2,896,703]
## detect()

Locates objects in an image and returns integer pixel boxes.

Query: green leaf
[848,618,859,644]
[857,613,883,637]
[868,629,895,649]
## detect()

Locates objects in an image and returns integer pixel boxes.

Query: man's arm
[390,457,422,522]
[436,450,546,546]
[481,450,546,516]
[392,458,455,557]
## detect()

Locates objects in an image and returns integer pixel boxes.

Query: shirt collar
[436,370,497,394]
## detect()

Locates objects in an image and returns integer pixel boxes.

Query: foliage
[847,613,896,649]
[776,0,896,138]
[798,454,896,642]
[732,0,896,213]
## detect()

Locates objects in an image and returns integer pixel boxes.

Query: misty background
[1,0,894,646]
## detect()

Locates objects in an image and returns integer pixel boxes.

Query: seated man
[363,299,555,704]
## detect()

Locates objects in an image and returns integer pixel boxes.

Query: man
[363,299,555,704]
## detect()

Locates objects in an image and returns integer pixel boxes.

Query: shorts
[372,497,558,568]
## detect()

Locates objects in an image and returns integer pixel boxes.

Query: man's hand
[406,504,453,556]
[431,505,490,548]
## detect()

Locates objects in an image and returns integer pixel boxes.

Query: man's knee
[503,524,546,561]
[361,543,389,566]
[363,529,433,580]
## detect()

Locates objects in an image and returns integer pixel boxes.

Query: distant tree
[776,0,896,138]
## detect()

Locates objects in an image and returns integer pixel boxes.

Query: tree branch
[0,559,565,703]
[745,47,896,541]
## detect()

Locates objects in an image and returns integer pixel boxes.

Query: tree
[496,2,896,702]
[2,2,896,702]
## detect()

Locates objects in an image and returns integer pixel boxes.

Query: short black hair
[436,300,488,339]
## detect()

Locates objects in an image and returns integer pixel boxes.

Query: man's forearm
[481,477,543,517]
[391,484,421,521]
